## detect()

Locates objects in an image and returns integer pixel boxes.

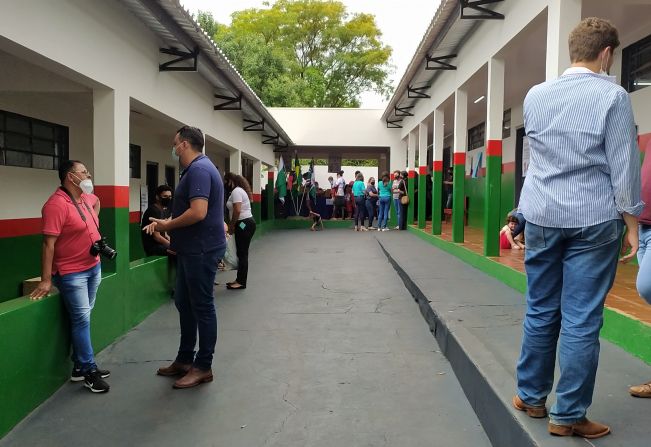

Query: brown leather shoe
[548,419,610,439]
[512,395,547,418]
[157,361,191,377]
[629,381,651,398]
[173,367,213,389]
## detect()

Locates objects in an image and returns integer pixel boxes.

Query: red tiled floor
[417,221,651,326]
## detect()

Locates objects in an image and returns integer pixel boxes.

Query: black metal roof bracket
[426,54,458,70]
[274,142,289,151]
[408,85,431,99]
[395,105,415,117]
[262,133,279,144]
[214,93,242,110]
[460,0,504,20]
[159,47,199,72]
[243,119,265,132]
[387,119,403,129]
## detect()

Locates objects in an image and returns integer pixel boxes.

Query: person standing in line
[145,125,226,389]
[30,160,111,393]
[398,171,409,230]
[377,171,392,231]
[365,176,379,230]
[512,18,642,439]
[333,170,346,219]
[629,141,651,398]
[224,173,256,290]
[391,170,403,230]
[443,167,454,209]
[352,172,367,231]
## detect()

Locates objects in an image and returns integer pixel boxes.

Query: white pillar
[453,89,468,168]
[93,88,129,189]
[487,57,505,143]
[407,130,417,172]
[433,108,444,169]
[546,0,582,80]
[418,122,428,174]
[390,141,407,173]
[252,159,262,196]
[229,149,242,175]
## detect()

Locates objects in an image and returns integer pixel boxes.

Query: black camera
[90,237,117,260]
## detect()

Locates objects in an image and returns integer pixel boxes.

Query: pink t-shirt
[42,189,101,275]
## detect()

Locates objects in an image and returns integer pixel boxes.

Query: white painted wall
[310,165,379,190]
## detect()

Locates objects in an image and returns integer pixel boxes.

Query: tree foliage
[196,1,393,107]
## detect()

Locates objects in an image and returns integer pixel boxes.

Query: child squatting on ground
[500,216,525,250]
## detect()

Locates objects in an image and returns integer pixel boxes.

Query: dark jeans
[334,196,345,218]
[235,217,256,286]
[400,202,408,230]
[365,198,377,227]
[354,196,366,227]
[175,246,224,370]
[512,212,526,238]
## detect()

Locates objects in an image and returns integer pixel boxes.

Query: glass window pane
[6,150,31,167]
[5,133,30,151]
[32,154,54,170]
[33,138,55,155]
[6,115,30,134]
[33,122,54,140]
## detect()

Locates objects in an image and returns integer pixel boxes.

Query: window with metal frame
[0,110,69,170]
[129,144,141,179]
[468,122,485,151]
[622,34,651,93]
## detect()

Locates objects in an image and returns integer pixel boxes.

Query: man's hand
[30,278,52,300]
[620,228,639,263]
[143,217,171,235]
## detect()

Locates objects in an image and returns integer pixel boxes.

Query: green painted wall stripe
[431,170,443,235]
[418,171,427,229]
[408,226,651,365]
[407,174,415,225]
[483,155,502,256]
[452,164,465,242]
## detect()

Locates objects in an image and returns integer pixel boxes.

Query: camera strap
[59,187,100,232]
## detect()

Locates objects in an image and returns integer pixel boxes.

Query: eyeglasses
[71,170,91,176]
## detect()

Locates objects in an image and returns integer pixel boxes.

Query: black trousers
[334,196,345,219]
[235,217,256,286]
[400,202,408,230]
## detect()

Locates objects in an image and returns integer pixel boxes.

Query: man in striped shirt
[512,18,643,439]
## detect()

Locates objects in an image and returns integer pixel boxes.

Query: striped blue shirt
[519,67,643,227]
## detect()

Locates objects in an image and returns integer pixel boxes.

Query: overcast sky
[180,0,441,108]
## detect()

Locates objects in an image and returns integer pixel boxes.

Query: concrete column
[484,57,505,257]
[407,131,417,226]
[252,159,262,223]
[431,108,444,235]
[92,88,130,274]
[266,168,274,221]
[546,0,582,80]
[452,88,467,243]
[229,149,242,175]
[417,122,428,229]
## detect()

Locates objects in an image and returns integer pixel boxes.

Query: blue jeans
[365,199,377,227]
[378,197,390,229]
[393,198,401,227]
[175,246,225,370]
[637,224,651,304]
[354,196,366,227]
[516,220,623,424]
[54,262,102,374]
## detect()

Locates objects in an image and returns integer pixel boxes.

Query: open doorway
[146,161,158,205]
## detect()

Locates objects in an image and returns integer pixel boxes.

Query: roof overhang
[118,0,293,147]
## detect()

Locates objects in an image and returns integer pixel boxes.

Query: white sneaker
[394,226,400,230]
[377,228,381,232]
[382,228,389,231]
[361,227,369,231]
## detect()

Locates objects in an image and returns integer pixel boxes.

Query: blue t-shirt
[170,155,226,255]
[352,180,366,197]
[377,180,392,198]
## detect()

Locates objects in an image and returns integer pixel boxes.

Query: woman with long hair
[376,172,392,231]
[224,173,256,290]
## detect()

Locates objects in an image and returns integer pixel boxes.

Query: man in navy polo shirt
[144,125,226,389]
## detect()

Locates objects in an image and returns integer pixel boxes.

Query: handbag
[399,180,409,205]
[222,235,238,270]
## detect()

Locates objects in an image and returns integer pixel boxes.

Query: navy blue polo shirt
[170,154,226,255]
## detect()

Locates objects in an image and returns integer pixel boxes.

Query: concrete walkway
[1,230,490,447]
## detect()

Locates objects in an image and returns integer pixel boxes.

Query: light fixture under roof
[473,95,485,104]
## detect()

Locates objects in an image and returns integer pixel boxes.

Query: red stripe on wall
[252,193,262,203]
[479,167,486,177]
[486,139,503,157]
[268,171,274,181]
[0,217,42,238]
[408,170,416,179]
[94,185,129,208]
[453,153,466,165]
[129,211,141,224]
[418,166,427,175]
[502,161,516,173]
[432,161,443,172]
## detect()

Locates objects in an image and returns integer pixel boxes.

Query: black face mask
[160,197,172,207]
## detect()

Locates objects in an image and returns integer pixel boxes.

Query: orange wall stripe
[0,217,42,238]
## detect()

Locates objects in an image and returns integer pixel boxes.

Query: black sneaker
[71,367,110,382]
[84,370,110,393]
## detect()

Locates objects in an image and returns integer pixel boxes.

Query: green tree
[197,1,393,107]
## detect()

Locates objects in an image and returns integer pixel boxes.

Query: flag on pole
[308,158,316,199]
[275,156,287,204]
[294,153,301,192]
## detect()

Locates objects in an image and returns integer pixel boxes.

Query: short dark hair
[156,185,173,196]
[338,170,344,176]
[58,159,82,184]
[176,125,204,151]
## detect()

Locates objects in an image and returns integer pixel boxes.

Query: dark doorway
[146,161,158,205]
[165,165,176,191]
[514,127,527,206]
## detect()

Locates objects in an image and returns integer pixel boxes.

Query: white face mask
[598,49,617,83]
[172,146,180,161]
[71,173,94,194]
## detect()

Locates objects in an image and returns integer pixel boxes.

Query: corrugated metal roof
[381,0,485,124]
[118,0,293,146]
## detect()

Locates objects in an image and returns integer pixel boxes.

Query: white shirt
[226,187,253,221]
[335,177,346,196]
